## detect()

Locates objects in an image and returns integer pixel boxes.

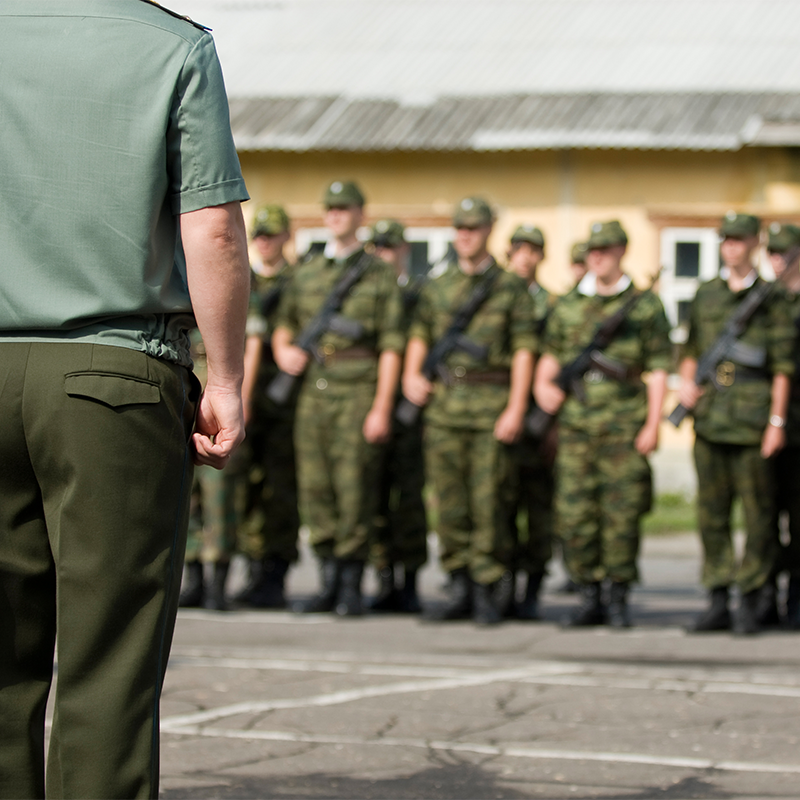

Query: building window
[659,227,721,343]
[293,226,454,276]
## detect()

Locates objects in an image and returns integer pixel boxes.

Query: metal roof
[229,92,800,152]
[178,0,800,100]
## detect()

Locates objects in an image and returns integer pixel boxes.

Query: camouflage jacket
[247,261,295,416]
[782,286,800,446]
[409,258,536,429]
[683,275,795,446]
[542,277,672,438]
[274,247,404,385]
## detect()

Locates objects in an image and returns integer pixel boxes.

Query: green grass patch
[642,491,744,536]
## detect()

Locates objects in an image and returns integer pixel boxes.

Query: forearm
[770,372,791,420]
[372,350,402,414]
[644,369,668,428]
[181,202,250,388]
[242,335,262,409]
[403,337,428,379]
[506,349,534,414]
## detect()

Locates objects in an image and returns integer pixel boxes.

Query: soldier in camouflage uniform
[678,212,794,634]
[763,222,800,627]
[535,220,671,628]
[179,332,240,611]
[570,241,589,286]
[233,204,300,608]
[273,181,404,616]
[505,225,555,619]
[404,197,536,625]
[367,220,428,613]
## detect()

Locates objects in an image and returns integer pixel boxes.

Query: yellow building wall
[239,147,800,293]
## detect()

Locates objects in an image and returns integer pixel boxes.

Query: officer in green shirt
[505,225,556,619]
[273,182,404,616]
[678,212,794,634]
[367,220,428,613]
[233,204,301,608]
[765,222,800,627]
[535,221,671,628]
[404,197,536,625]
[0,3,250,797]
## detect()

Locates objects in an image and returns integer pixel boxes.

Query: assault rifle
[258,273,288,319]
[526,271,660,438]
[667,245,800,427]
[395,264,500,426]
[266,248,372,405]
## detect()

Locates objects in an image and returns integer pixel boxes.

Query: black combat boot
[754,578,780,628]
[786,576,800,629]
[424,568,472,620]
[689,587,730,632]
[562,582,605,627]
[367,566,400,612]
[733,589,761,635]
[297,558,340,613]
[472,572,514,626]
[179,561,204,608]
[607,582,631,628]
[203,561,230,611]
[335,560,365,617]
[516,572,544,621]
[248,557,290,609]
[398,567,421,614]
[229,557,262,605]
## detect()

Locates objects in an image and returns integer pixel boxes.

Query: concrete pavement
[159,533,800,799]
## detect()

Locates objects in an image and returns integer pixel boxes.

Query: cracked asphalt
[159,534,800,799]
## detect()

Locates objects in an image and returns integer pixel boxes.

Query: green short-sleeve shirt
[0,1,249,366]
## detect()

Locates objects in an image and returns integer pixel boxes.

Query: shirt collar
[719,266,758,289]
[577,271,631,298]
[251,258,286,277]
[324,239,362,261]
[458,255,494,276]
[528,281,541,297]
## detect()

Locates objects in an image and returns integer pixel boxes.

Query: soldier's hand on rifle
[533,354,566,414]
[402,372,433,407]
[272,328,309,376]
[677,379,704,410]
[494,406,525,444]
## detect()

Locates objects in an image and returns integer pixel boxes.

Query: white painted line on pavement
[160,726,800,775]
[520,674,800,698]
[160,665,564,730]
[177,610,327,624]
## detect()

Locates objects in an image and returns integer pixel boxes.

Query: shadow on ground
[162,761,760,799]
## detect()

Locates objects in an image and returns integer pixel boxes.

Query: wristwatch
[769,415,786,429]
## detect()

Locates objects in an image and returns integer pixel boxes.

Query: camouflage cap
[586,220,628,249]
[767,222,800,252]
[719,210,760,239]
[369,218,406,248]
[452,196,494,228]
[251,204,290,237]
[323,180,365,208]
[510,224,545,249]
[570,241,588,264]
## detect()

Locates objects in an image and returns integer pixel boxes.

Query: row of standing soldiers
[180,181,800,634]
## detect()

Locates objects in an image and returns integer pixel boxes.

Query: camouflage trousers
[184,464,239,563]
[371,415,428,571]
[424,424,515,585]
[555,428,652,585]
[694,436,777,594]
[295,380,383,562]
[236,413,300,563]
[508,433,555,575]
[774,444,800,577]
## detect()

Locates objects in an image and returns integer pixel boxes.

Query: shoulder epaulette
[138,0,211,32]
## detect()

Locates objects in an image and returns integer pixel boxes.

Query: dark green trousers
[424,425,515,585]
[694,435,777,593]
[0,342,197,799]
